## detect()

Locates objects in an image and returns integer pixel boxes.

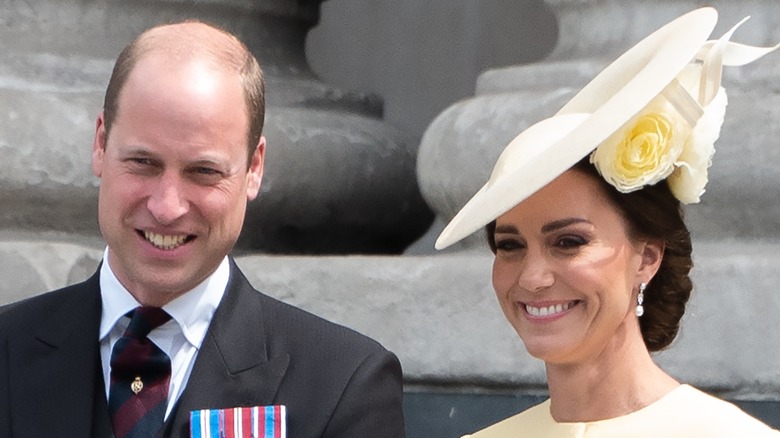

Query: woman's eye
[556,235,587,248]
[495,238,525,252]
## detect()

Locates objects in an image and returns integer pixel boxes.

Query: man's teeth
[526,302,574,317]
[144,231,188,250]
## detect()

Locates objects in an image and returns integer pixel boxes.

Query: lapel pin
[131,376,143,395]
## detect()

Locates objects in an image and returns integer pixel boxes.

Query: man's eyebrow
[119,146,155,156]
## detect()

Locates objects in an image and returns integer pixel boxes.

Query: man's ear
[637,239,664,285]
[92,112,107,178]
[246,135,266,201]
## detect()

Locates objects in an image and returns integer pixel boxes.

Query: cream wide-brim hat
[436,7,719,250]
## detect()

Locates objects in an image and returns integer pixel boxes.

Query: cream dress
[463,385,780,438]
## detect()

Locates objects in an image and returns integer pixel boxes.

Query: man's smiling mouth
[141,230,195,250]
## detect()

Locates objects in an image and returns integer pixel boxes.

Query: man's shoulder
[227,266,404,438]
[229,261,389,356]
[255,288,388,356]
[0,276,97,332]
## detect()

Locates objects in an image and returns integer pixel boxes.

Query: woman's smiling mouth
[524,301,579,318]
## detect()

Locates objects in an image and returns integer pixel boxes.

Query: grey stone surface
[655,240,780,400]
[545,0,780,60]
[0,239,101,303]
[244,107,432,254]
[0,247,47,305]
[2,238,780,399]
[307,0,558,140]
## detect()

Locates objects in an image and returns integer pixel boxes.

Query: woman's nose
[516,250,555,293]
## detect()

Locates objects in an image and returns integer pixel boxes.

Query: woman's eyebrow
[494,224,519,234]
[541,218,590,234]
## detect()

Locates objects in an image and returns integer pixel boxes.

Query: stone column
[0,0,432,255]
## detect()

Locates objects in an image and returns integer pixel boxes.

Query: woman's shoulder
[666,385,780,436]
[460,385,780,438]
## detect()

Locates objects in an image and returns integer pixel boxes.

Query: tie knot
[123,307,171,339]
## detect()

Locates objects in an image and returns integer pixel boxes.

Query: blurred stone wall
[307,0,557,140]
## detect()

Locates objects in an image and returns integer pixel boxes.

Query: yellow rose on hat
[590,99,689,193]
[589,74,728,204]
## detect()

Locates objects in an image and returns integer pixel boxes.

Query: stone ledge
[2,238,779,399]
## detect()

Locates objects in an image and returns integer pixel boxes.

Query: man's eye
[194,167,220,175]
[126,158,159,172]
[130,158,154,166]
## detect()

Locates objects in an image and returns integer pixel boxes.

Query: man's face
[91,54,264,306]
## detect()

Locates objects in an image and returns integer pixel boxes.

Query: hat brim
[435,7,718,250]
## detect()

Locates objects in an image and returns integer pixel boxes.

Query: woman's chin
[521,338,579,364]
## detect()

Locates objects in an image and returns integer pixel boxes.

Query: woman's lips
[524,300,579,318]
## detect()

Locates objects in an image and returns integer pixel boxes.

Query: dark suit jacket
[0,258,405,437]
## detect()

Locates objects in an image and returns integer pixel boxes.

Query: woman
[435,8,779,437]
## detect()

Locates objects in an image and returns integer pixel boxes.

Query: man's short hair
[101,21,265,166]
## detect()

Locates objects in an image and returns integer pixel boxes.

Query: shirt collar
[98,247,229,348]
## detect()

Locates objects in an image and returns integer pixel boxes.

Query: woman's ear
[638,239,664,284]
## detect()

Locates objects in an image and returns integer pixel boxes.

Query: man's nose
[146,173,189,224]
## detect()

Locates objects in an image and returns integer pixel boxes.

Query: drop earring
[636,282,646,317]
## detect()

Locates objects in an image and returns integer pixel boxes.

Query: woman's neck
[544,324,679,423]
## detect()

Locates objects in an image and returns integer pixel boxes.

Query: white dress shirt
[98,248,228,419]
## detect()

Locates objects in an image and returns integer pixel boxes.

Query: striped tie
[109,307,172,438]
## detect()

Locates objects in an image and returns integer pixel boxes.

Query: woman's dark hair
[485,157,693,352]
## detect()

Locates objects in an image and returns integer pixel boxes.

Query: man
[0,21,405,438]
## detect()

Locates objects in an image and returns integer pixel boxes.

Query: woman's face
[491,169,658,365]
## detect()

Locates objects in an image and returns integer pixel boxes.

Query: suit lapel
[163,259,289,437]
[13,272,112,437]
